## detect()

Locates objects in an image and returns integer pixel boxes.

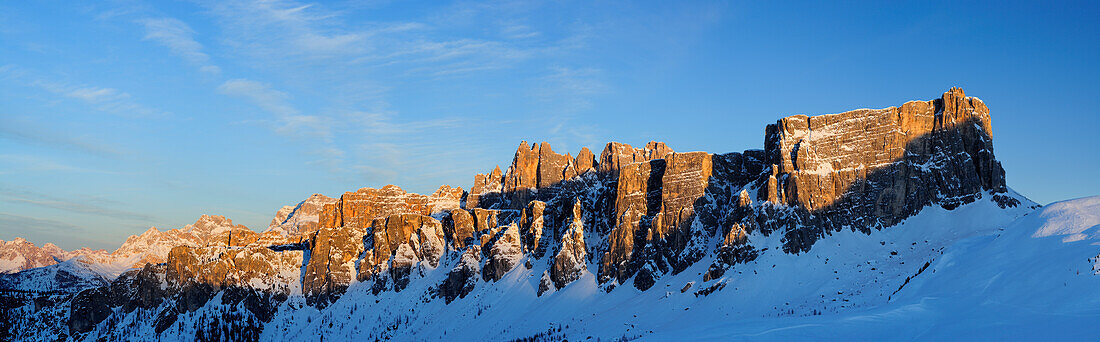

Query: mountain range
[1,88,1097,341]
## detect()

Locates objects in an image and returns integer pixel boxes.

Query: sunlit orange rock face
[599,150,715,284]
[166,245,303,294]
[467,141,599,208]
[357,214,446,281]
[318,184,463,229]
[599,141,674,176]
[305,185,462,303]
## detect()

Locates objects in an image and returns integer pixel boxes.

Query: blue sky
[1,0,1097,250]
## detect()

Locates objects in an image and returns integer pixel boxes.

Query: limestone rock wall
[318,185,463,229]
[760,87,1007,253]
[357,214,447,290]
[165,246,302,295]
[467,141,604,209]
[302,225,366,304]
[598,151,720,287]
[598,141,674,176]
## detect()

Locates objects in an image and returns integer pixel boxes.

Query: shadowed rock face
[520,200,548,258]
[483,223,523,282]
[598,151,719,286]
[438,246,481,303]
[443,208,476,249]
[760,87,1007,253]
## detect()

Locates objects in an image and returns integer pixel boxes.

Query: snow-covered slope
[22,190,1069,342]
[255,190,1058,341]
[0,258,109,293]
[641,195,1100,341]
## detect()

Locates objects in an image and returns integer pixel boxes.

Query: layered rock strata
[759,87,1007,253]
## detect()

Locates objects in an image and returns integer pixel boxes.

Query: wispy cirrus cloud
[0,154,124,175]
[217,78,297,116]
[0,186,153,222]
[346,110,463,135]
[137,17,220,74]
[0,119,126,159]
[0,213,86,234]
[217,78,334,141]
[187,0,601,190]
[0,65,168,118]
[200,0,570,77]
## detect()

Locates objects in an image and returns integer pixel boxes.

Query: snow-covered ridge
[0,238,113,275]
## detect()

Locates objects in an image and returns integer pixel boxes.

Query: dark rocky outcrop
[444,208,476,249]
[439,246,481,303]
[598,151,716,288]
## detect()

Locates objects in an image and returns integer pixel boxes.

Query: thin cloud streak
[0,154,124,175]
[0,120,125,159]
[0,65,168,118]
[0,186,154,222]
[217,78,334,141]
[189,0,603,191]
[217,78,297,116]
[137,17,221,74]
[0,213,87,234]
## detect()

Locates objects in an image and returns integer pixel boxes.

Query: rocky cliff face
[317,185,462,229]
[112,215,258,268]
[758,87,1008,253]
[166,246,303,295]
[0,88,1024,342]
